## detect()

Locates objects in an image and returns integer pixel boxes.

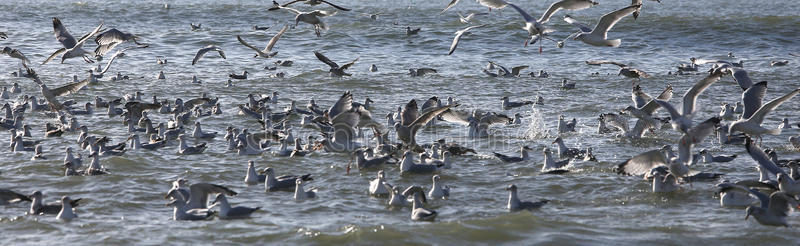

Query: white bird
[236,24,288,58]
[56,196,78,221]
[369,170,390,196]
[43,18,104,64]
[456,12,487,24]
[428,175,450,200]
[273,3,337,37]
[448,24,486,55]
[191,45,226,65]
[653,69,725,133]
[505,184,548,212]
[562,4,640,47]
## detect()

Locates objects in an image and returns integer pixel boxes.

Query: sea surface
[1,0,799,245]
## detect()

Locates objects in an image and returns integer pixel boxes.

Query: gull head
[505,184,518,192]
[744,206,756,220]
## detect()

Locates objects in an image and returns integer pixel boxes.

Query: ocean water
[1,0,799,244]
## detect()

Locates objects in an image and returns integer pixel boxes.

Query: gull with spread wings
[94,28,145,58]
[43,17,104,64]
[448,24,485,55]
[505,1,598,52]
[192,45,226,65]
[562,4,639,47]
[272,2,337,37]
[314,51,358,77]
[269,0,350,11]
[585,60,650,79]
[25,68,92,111]
[236,25,288,58]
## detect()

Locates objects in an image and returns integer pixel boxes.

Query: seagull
[777,173,800,197]
[399,151,444,174]
[552,137,586,159]
[190,23,202,31]
[501,96,534,110]
[263,167,313,192]
[294,179,317,201]
[407,186,437,221]
[313,51,358,77]
[428,175,450,200]
[269,0,350,11]
[493,146,531,163]
[56,196,78,221]
[586,60,650,79]
[93,28,145,58]
[166,198,214,221]
[236,24,288,58]
[542,147,570,172]
[440,108,511,138]
[177,135,207,154]
[562,4,640,47]
[43,18,104,64]
[369,170,390,196]
[698,149,737,163]
[718,184,797,227]
[408,68,438,77]
[770,60,789,67]
[272,3,337,37]
[209,194,260,219]
[448,24,486,55]
[505,3,555,51]
[25,68,92,111]
[406,27,421,36]
[192,45,226,65]
[28,191,82,215]
[729,87,800,139]
[164,182,238,210]
[651,170,679,193]
[505,184,548,212]
[1,46,31,67]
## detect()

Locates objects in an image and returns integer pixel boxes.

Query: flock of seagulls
[0,0,798,230]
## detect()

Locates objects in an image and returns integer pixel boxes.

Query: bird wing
[652,99,682,120]
[511,65,528,76]
[184,98,211,109]
[42,48,66,65]
[744,137,787,176]
[539,0,596,23]
[192,46,210,65]
[331,110,359,142]
[314,51,339,69]
[76,21,105,47]
[50,78,91,97]
[640,84,673,114]
[95,29,125,45]
[585,60,627,67]
[236,35,262,53]
[489,61,510,75]
[419,97,440,114]
[682,69,723,116]
[480,113,512,125]
[409,104,458,132]
[718,183,770,209]
[52,18,78,49]
[265,25,289,52]
[319,0,351,11]
[448,24,485,55]
[275,4,302,15]
[449,31,465,55]
[339,57,359,70]
[439,108,472,125]
[311,10,337,17]
[216,47,226,59]
[400,99,420,126]
[617,149,667,176]
[767,192,796,217]
[590,4,639,38]
[747,88,800,125]
[440,0,461,14]
[478,0,508,9]
[741,81,767,119]
[507,3,536,23]
[563,15,593,32]
[727,67,753,90]
[328,91,354,119]
[98,45,146,75]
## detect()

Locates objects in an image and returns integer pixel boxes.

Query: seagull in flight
[43,17,104,64]
[448,24,485,55]
[562,4,639,47]
[236,25,288,58]
[192,45,226,65]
